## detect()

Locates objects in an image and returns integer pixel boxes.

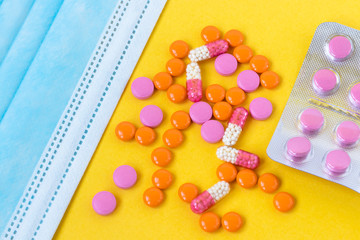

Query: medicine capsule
[190,181,230,214]
[216,146,260,169]
[222,107,249,146]
[188,39,229,62]
[186,62,202,102]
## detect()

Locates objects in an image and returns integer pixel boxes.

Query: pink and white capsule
[186,62,202,102]
[190,181,230,214]
[216,146,260,169]
[222,107,249,146]
[188,39,229,62]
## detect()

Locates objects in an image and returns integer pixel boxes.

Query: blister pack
[267,22,360,193]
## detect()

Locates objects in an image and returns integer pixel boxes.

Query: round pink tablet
[237,70,260,92]
[92,191,116,215]
[189,101,212,124]
[113,165,137,189]
[131,77,154,99]
[328,36,352,60]
[336,121,360,146]
[201,120,225,143]
[249,97,273,120]
[349,83,360,108]
[325,150,351,173]
[286,136,311,159]
[214,53,238,76]
[312,69,338,94]
[299,108,324,133]
[140,105,163,128]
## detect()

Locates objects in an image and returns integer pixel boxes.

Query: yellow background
[55,0,360,239]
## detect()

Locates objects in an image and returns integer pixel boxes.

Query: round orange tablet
[205,84,226,103]
[135,126,156,146]
[167,84,187,103]
[258,173,280,193]
[153,72,173,90]
[222,212,243,232]
[233,45,253,63]
[115,121,136,141]
[169,40,189,59]
[224,29,244,47]
[152,169,173,189]
[216,163,237,182]
[178,183,199,203]
[163,128,184,148]
[199,212,221,232]
[170,111,191,130]
[213,101,233,121]
[225,87,246,106]
[201,26,220,43]
[151,147,172,167]
[273,192,295,212]
[143,187,164,207]
[166,58,185,77]
[236,169,258,189]
[250,55,270,73]
[260,71,280,89]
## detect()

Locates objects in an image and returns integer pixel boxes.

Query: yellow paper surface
[54,0,360,239]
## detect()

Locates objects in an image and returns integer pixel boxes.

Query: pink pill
[349,83,360,108]
[201,120,225,143]
[131,77,154,99]
[336,121,360,146]
[312,69,338,94]
[189,101,212,124]
[214,53,238,76]
[328,36,352,60]
[325,150,351,174]
[249,97,273,120]
[286,136,311,159]
[140,105,163,128]
[237,70,260,92]
[113,165,137,189]
[92,191,116,215]
[299,108,324,133]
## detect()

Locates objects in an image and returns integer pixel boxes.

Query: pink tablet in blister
[349,82,360,108]
[312,69,338,95]
[325,150,351,174]
[286,136,311,161]
[327,35,353,61]
[299,108,324,133]
[335,121,360,147]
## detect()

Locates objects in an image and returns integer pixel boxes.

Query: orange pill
[273,192,295,212]
[178,183,199,203]
[225,87,246,106]
[163,128,184,148]
[115,121,136,141]
[152,169,173,189]
[260,71,280,89]
[224,29,244,47]
[166,58,185,77]
[153,72,173,90]
[236,169,258,189]
[216,163,238,182]
[135,126,156,146]
[213,101,233,121]
[222,212,243,232]
[201,26,221,43]
[170,111,191,130]
[233,45,253,63]
[250,55,270,73]
[206,84,226,103]
[143,187,164,207]
[199,212,221,232]
[258,173,280,193]
[151,147,172,167]
[169,40,189,59]
[167,84,187,103]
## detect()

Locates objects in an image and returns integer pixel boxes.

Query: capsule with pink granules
[186,62,202,102]
[188,39,229,62]
[190,181,230,214]
[216,146,260,169]
[222,107,249,146]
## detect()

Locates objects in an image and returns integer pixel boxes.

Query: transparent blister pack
[267,22,360,193]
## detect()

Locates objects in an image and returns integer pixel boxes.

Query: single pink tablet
[286,136,311,159]
[349,83,360,108]
[237,70,260,92]
[113,165,137,189]
[201,120,225,143]
[325,150,351,173]
[328,36,352,60]
[299,108,324,133]
[249,97,273,120]
[189,101,212,124]
[214,53,238,76]
[131,77,154,99]
[92,191,117,215]
[336,121,360,146]
[312,69,338,94]
[140,105,163,128]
